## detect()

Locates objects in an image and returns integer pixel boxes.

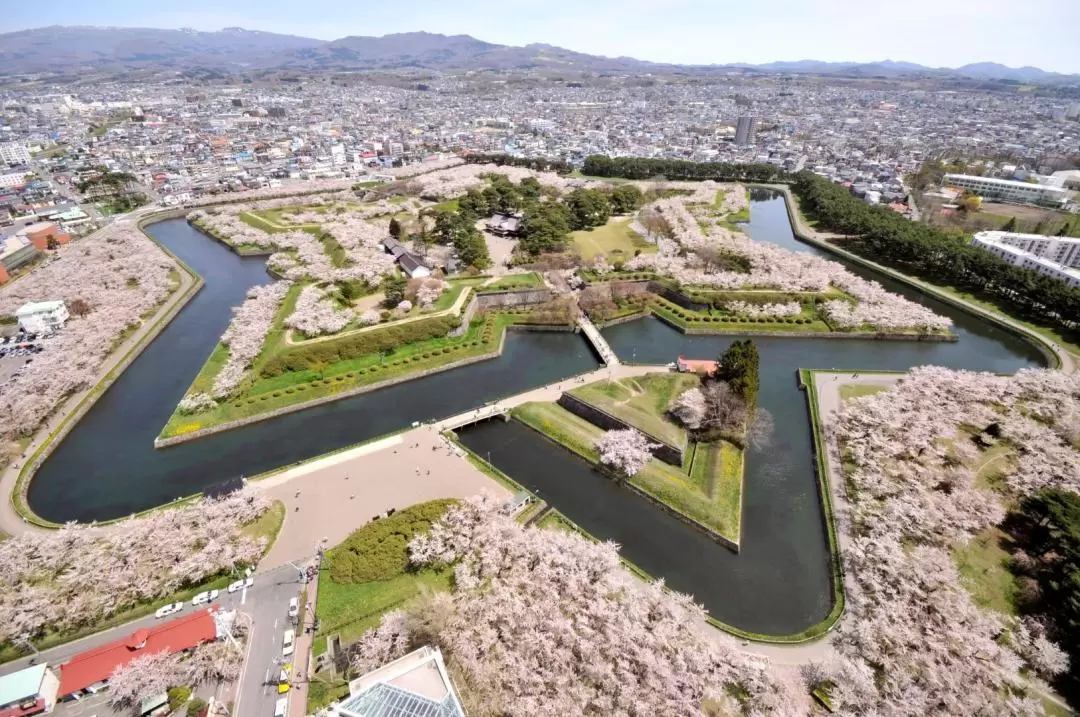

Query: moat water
[28,192,1044,635]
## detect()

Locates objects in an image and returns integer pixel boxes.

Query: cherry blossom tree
[0,222,175,440]
[0,493,270,642]
[595,428,657,477]
[351,495,805,716]
[286,285,351,337]
[213,282,291,397]
[669,387,706,429]
[822,366,1080,715]
[107,651,175,709]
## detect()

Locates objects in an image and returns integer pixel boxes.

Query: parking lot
[0,354,28,385]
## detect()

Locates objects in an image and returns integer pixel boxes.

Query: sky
[4,0,1080,74]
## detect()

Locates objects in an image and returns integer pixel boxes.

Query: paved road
[0,565,306,717]
[234,565,310,717]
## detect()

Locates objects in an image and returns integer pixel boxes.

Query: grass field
[838,384,888,401]
[568,373,699,447]
[953,527,1018,616]
[476,272,544,293]
[569,217,658,262]
[160,312,516,439]
[313,566,452,656]
[512,401,742,543]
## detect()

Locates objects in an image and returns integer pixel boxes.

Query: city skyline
[4,0,1080,74]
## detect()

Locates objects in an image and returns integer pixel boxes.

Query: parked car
[154,602,184,619]
[191,589,220,606]
[227,577,254,593]
[281,629,295,658]
[288,597,300,619]
[278,663,292,694]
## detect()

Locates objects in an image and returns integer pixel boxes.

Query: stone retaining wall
[475,288,552,308]
[450,295,478,338]
[556,392,684,467]
[595,311,650,328]
[154,323,566,448]
[651,310,958,341]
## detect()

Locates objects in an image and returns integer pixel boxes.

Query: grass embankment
[953,528,1018,616]
[649,295,833,333]
[161,312,518,439]
[569,217,658,263]
[568,374,698,447]
[512,400,742,544]
[838,384,888,401]
[309,500,458,712]
[476,272,544,293]
[0,500,286,663]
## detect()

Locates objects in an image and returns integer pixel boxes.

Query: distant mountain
[0,25,1076,84]
[0,25,322,74]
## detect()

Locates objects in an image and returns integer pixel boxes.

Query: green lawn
[313,567,452,655]
[512,401,742,543]
[476,272,544,293]
[242,500,286,553]
[952,528,1018,616]
[570,217,658,263]
[160,313,515,439]
[568,374,699,447]
[650,296,833,333]
[838,384,888,401]
[432,198,460,213]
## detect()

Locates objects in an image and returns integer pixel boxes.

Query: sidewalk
[290,570,319,717]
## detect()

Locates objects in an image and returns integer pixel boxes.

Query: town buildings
[15,300,69,334]
[0,663,59,717]
[734,116,757,146]
[943,174,1072,208]
[971,231,1080,288]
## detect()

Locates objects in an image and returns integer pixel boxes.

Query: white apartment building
[15,300,69,334]
[0,171,30,189]
[944,174,1071,208]
[0,143,31,165]
[972,231,1080,289]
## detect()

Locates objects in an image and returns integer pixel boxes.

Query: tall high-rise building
[734,116,758,146]
[0,143,31,166]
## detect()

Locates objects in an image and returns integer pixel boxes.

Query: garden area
[512,386,744,546]
[568,216,658,263]
[567,374,699,448]
[309,499,458,712]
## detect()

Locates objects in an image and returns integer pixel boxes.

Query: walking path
[576,314,620,366]
[0,208,196,538]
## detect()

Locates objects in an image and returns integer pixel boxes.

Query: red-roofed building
[58,608,220,698]
[676,356,718,374]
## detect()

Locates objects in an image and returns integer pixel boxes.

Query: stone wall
[585,279,652,299]
[475,288,552,309]
[556,392,684,467]
[155,323,562,448]
[450,294,478,338]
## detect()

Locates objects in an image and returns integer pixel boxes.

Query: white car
[191,589,220,606]
[281,629,295,658]
[154,602,184,619]
[227,577,254,593]
[288,597,300,619]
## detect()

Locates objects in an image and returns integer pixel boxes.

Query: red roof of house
[58,608,219,697]
[0,697,44,717]
[677,356,718,374]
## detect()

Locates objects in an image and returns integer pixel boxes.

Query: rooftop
[335,646,465,717]
[15,300,65,316]
[58,607,219,697]
[0,664,47,708]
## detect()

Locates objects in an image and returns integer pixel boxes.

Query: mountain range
[1,25,1076,84]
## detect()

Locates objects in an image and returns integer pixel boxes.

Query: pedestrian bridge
[576,315,620,366]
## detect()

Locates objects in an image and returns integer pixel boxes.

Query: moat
[27,190,1044,636]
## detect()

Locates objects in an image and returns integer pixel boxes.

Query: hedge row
[325,499,458,583]
[262,314,460,377]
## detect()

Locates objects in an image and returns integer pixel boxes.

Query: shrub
[325,499,458,583]
[187,698,208,717]
[422,352,431,358]
[285,388,294,394]
[412,355,422,361]
[233,403,243,408]
[168,686,192,712]
[260,395,269,401]
[297,385,306,390]
[272,391,282,398]
[442,347,452,354]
